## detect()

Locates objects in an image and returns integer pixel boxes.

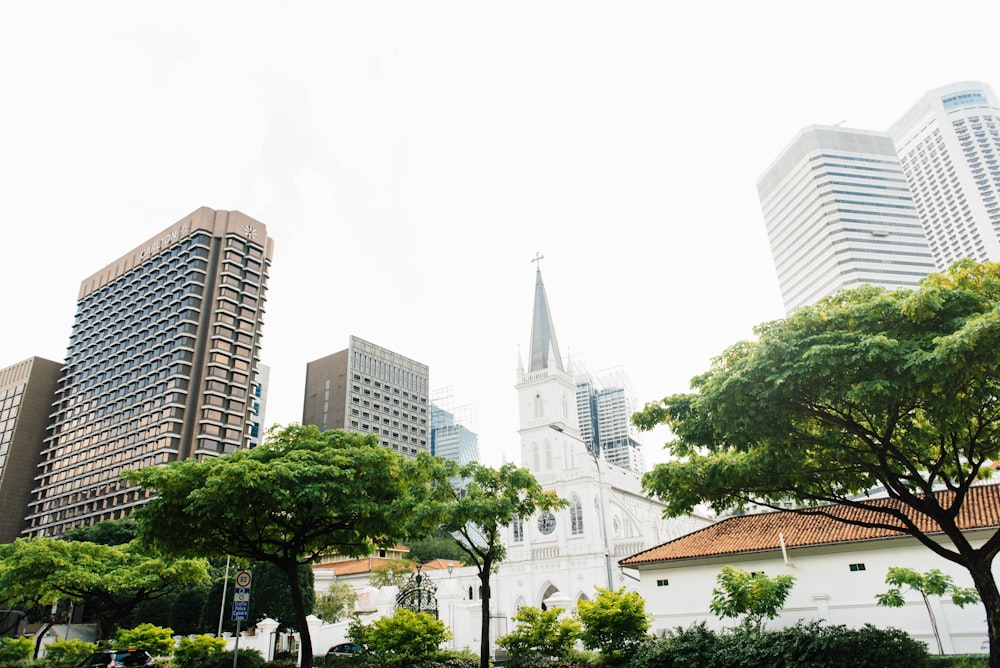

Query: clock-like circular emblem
[537,511,556,535]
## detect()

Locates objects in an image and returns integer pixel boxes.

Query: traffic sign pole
[231,571,251,668]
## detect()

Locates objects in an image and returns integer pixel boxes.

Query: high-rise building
[758,125,937,312]
[249,363,270,448]
[302,336,430,457]
[429,389,478,466]
[24,207,273,536]
[0,357,61,542]
[889,82,1000,269]
[572,365,644,474]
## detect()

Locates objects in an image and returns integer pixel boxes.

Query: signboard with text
[231,570,252,621]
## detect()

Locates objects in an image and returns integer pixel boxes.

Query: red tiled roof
[313,555,466,576]
[621,483,1000,566]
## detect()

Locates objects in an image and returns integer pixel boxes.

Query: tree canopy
[0,537,208,640]
[576,587,651,658]
[409,461,566,668]
[633,260,1000,666]
[127,424,439,668]
[708,567,796,631]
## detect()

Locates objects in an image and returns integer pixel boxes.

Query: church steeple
[528,253,564,373]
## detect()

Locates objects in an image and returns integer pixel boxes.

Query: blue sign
[231,586,251,621]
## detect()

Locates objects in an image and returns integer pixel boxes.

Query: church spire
[528,253,564,373]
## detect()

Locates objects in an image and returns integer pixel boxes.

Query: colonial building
[621,485,1000,655]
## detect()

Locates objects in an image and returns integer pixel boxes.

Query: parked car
[327,643,363,656]
[74,649,154,668]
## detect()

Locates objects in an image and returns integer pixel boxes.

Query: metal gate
[395,564,439,618]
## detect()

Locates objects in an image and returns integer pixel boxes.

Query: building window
[513,517,524,542]
[656,579,669,587]
[570,494,584,535]
[849,563,866,572]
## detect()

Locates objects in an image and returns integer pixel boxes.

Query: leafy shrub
[626,621,931,668]
[349,609,450,663]
[0,637,34,663]
[43,638,97,665]
[113,622,176,657]
[192,648,265,668]
[926,657,989,667]
[577,588,651,661]
[172,634,228,668]
[496,606,580,661]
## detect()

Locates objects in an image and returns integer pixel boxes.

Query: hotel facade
[23,207,273,536]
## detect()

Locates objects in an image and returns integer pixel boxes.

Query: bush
[496,606,580,661]
[173,635,229,668]
[0,637,34,663]
[577,588,650,662]
[43,639,97,665]
[191,648,265,668]
[626,621,931,668]
[926,657,989,668]
[349,609,450,663]
[113,622,176,657]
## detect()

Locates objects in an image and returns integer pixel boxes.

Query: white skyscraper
[757,125,937,312]
[889,81,1000,269]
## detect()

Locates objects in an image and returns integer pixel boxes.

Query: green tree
[576,587,650,661]
[348,608,450,664]
[877,566,981,655]
[368,559,416,588]
[406,529,471,564]
[708,566,796,631]
[633,260,1000,666]
[409,461,567,668]
[0,537,208,640]
[61,519,138,546]
[113,622,176,657]
[495,606,580,661]
[314,581,358,624]
[237,561,315,632]
[127,425,439,668]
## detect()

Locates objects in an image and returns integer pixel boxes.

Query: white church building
[301,263,711,658]
[491,263,712,620]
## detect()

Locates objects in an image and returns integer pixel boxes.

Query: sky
[2,1,998,469]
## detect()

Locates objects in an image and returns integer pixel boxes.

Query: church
[304,262,712,658]
[490,262,712,622]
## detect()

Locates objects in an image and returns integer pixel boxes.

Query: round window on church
[537,511,556,535]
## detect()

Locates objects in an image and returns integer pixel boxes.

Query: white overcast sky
[2,2,998,468]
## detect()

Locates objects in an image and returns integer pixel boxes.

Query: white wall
[633,536,992,655]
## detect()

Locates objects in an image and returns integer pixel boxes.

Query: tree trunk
[968,559,1000,668]
[479,560,492,668]
[920,591,943,655]
[282,562,313,668]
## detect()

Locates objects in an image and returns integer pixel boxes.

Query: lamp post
[549,423,615,590]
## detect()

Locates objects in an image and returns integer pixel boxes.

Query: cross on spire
[531,252,544,268]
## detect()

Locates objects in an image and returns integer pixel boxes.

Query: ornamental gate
[395,563,439,618]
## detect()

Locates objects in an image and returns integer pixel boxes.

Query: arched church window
[513,517,524,542]
[544,443,552,469]
[570,494,584,535]
[532,444,540,471]
[533,393,543,418]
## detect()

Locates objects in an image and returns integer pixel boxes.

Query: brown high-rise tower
[24,207,274,536]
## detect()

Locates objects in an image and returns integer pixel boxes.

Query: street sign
[231,571,252,621]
